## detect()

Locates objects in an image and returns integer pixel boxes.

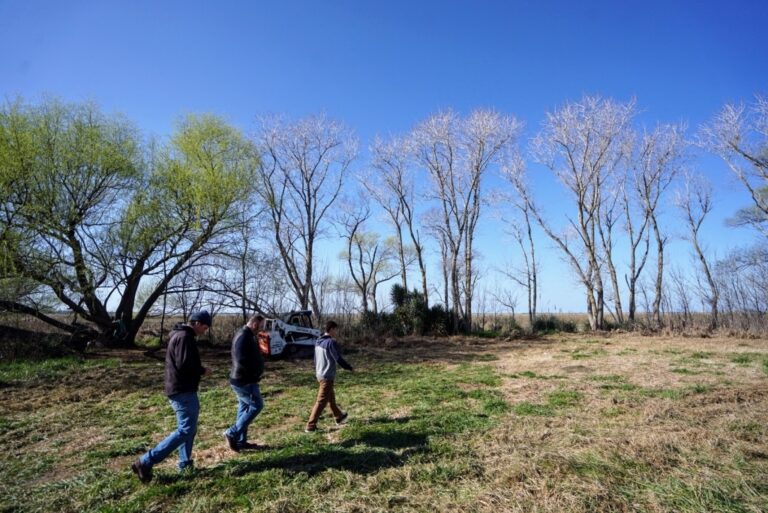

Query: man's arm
[331,340,353,371]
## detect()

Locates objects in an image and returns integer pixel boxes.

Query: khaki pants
[306,379,344,429]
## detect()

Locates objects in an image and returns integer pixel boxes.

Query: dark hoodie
[164,323,205,396]
[229,325,264,386]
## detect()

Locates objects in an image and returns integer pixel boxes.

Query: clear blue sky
[2,0,767,312]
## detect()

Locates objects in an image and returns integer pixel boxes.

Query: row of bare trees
[2,93,766,344]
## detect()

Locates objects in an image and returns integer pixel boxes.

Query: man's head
[247,314,265,332]
[324,320,338,336]
[189,310,212,335]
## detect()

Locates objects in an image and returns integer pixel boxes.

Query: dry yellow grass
[468,333,768,513]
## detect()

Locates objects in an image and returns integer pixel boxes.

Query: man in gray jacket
[223,314,265,451]
[305,320,353,432]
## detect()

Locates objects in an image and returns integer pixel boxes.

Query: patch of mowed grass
[670,367,700,375]
[513,388,583,417]
[0,356,119,383]
[1,353,509,513]
[637,383,713,400]
[510,370,566,380]
[728,420,766,443]
[647,476,760,513]
[587,374,637,391]
[547,389,583,407]
[538,451,765,513]
[730,352,762,365]
[563,347,608,360]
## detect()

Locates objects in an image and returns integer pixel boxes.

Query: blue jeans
[224,382,264,446]
[141,392,199,470]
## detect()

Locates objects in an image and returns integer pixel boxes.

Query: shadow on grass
[221,427,430,478]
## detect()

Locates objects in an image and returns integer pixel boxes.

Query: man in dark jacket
[305,320,353,432]
[223,314,265,451]
[131,310,211,483]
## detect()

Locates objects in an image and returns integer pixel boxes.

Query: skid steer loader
[258,310,321,357]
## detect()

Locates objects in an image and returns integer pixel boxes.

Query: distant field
[1,334,767,512]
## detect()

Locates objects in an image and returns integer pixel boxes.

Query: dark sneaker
[223,431,240,452]
[131,460,153,483]
[239,442,264,451]
[304,426,317,433]
[336,412,349,425]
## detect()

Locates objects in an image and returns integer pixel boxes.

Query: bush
[391,285,428,336]
[532,315,577,334]
[426,304,451,336]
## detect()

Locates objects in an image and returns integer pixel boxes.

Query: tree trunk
[651,215,665,329]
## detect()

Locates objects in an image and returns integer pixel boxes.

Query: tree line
[1,94,766,346]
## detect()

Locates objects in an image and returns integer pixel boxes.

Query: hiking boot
[223,431,240,452]
[336,412,349,425]
[131,460,153,483]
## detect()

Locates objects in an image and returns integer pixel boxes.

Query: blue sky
[2,0,767,312]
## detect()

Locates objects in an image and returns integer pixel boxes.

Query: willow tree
[0,98,257,345]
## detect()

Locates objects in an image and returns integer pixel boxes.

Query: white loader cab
[258,310,321,357]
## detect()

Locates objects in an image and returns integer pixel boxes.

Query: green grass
[561,347,609,360]
[730,353,760,365]
[3,335,767,513]
[587,374,637,391]
[671,367,702,375]
[513,388,583,417]
[0,353,509,513]
[0,356,119,383]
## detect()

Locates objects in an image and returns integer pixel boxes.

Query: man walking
[223,314,266,451]
[131,310,212,483]
[305,320,353,432]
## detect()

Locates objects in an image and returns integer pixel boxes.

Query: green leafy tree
[0,99,257,345]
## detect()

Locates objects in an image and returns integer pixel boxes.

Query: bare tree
[676,171,719,330]
[715,245,768,333]
[530,96,635,330]
[501,156,538,326]
[701,94,768,237]
[253,114,357,317]
[337,200,400,315]
[632,124,685,328]
[667,265,693,330]
[366,136,429,304]
[412,109,521,332]
[597,178,625,325]
[621,179,651,325]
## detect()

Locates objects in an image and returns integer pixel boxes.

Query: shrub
[391,284,428,336]
[533,315,577,334]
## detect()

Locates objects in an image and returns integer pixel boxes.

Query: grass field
[1,333,767,512]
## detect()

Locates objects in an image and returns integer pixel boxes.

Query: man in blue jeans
[223,314,265,451]
[131,310,212,483]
